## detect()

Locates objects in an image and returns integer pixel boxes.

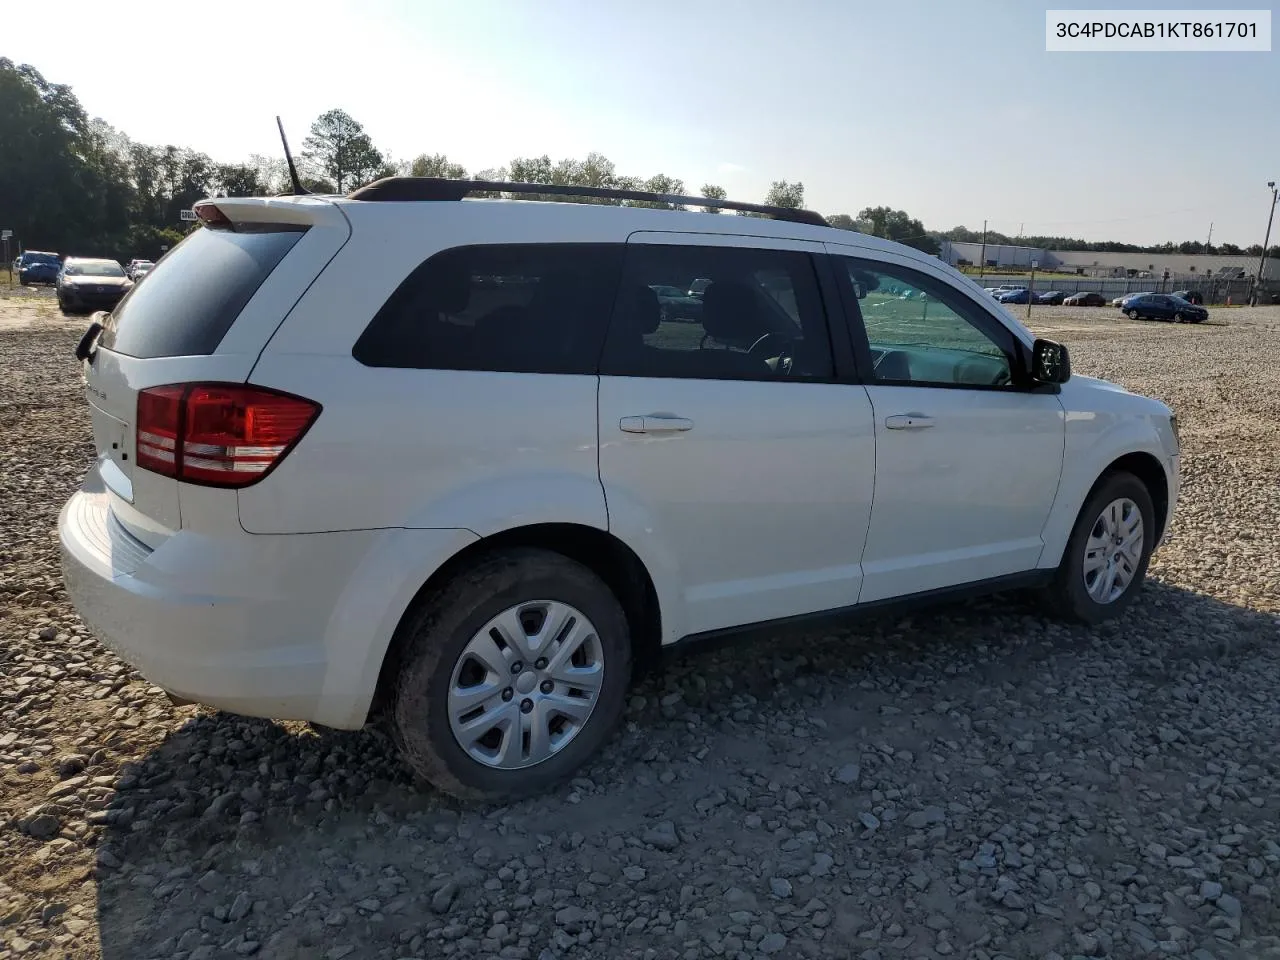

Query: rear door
[596,232,875,641]
[81,199,350,545]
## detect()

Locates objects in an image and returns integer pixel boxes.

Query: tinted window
[100,226,305,359]
[353,244,625,375]
[841,258,1015,388]
[599,245,833,381]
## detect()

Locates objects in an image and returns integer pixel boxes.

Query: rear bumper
[59,483,329,721]
[58,465,478,729]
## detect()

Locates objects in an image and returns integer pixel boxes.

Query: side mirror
[1032,337,1071,384]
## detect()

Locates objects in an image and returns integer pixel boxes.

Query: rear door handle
[620,414,694,434]
[885,414,935,430]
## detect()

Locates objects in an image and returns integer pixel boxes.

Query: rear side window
[352,244,625,375]
[599,244,835,381]
[99,226,306,359]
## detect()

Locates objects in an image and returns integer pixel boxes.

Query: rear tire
[1040,471,1155,625]
[1126,308,1140,320]
[390,548,632,802]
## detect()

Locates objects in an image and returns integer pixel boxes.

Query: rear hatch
[80,196,351,546]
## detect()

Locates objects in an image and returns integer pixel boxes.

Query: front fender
[1038,412,1173,569]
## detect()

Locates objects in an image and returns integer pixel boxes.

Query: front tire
[1126,308,1141,320]
[1040,471,1155,625]
[391,548,632,802]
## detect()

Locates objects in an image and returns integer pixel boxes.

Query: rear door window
[598,244,834,381]
[99,226,306,359]
[352,243,625,374]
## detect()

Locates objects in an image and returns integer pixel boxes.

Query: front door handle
[885,413,935,430]
[620,414,694,434]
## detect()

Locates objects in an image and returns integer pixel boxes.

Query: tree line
[937,225,1276,259]
[3,58,1270,265]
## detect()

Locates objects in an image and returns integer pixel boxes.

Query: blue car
[997,288,1033,304]
[1121,293,1208,324]
[17,251,61,285]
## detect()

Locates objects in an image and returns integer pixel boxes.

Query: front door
[596,233,876,641]
[829,247,1066,603]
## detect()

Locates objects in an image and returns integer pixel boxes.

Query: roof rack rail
[345,177,829,227]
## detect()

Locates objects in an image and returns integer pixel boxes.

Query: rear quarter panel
[238,203,633,536]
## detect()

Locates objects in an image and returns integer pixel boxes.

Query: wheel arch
[366,523,662,724]
[1092,451,1170,544]
[1040,440,1173,571]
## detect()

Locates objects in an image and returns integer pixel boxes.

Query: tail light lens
[135,383,320,488]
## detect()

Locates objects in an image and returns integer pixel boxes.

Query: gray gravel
[3,292,1280,960]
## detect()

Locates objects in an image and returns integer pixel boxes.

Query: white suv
[59,179,1180,801]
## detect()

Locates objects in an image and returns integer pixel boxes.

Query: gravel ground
[2,291,1280,960]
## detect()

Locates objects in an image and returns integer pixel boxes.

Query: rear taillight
[135,383,320,488]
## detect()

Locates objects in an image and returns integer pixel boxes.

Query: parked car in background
[1121,293,1207,323]
[1065,292,1107,307]
[127,259,156,281]
[1119,292,1155,309]
[1171,289,1204,305]
[1036,290,1066,305]
[17,251,61,285]
[997,288,1034,304]
[58,180,1180,802]
[648,284,703,322]
[56,258,133,314]
[686,277,712,297]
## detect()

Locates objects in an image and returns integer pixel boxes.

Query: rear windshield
[99,225,306,359]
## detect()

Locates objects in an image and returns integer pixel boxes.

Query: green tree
[301,109,385,193]
[627,174,686,209]
[408,153,467,179]
[508,154,554,184]
[825,213,860,231]
[764,180,804,209]
[0,59,97,252]
[699,183,726,213]
[858,206,940,255]
[214,163,267,197]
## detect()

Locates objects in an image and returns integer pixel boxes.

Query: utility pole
[978,219,988,282]
[1206,222,1213,253]
[1251,181,1277,307]
[1028,259,1038,322]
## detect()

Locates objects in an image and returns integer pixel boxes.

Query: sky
[6,0,1278,246]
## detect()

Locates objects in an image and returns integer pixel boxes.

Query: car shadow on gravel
[93,579,1280,960]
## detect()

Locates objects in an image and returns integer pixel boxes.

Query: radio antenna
[276,115,309,195]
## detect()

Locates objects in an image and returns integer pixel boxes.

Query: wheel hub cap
[447,600,605,770]
[1082,497,1144,604]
